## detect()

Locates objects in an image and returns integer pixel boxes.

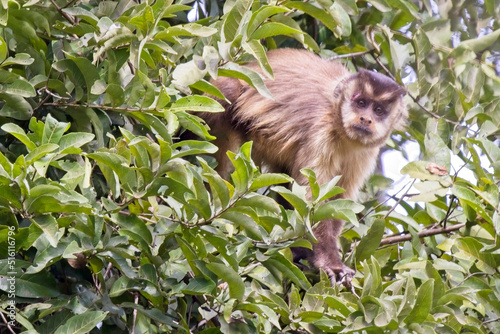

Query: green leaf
[1,123,36,151]
[176,111,215,140]
[235,194,281,215]
[400,161,451,182]
[158,23,218,38]
[0,35,7,63]
[171,140,217,159]
[453,29,500,54]
[247,5,290,36]
[218,62,273,100]
[26,187,93,215]
[220,211,263,240]
[206,262,245,300]
[237,302,282,328]
[456,237,499,270]
[53,311,107,334]
[1,53,34,67]
[262,253,311,290]
[0,271,60,298]
[53,57,100,101]
[356,219,385,262]
[190,80,228,102]
[3,79,36,97]
[111,213,153,244]
[452,185,492,224]
[227,142,255,194]
[385,0,420,18]
[120,302,179,326]
[404,279,434,324]
[250,173,292,192]
[94,26,136,63]
[301,169,319,201]
[25,144,59,165]
[86,152,136,192]
[412,180,449,202]
[317,175,344,202]
[272,186,308,217]
[43,114,70,144]
[365,0,392,11]
[182,277,216,295]
[242,40,273,79]
[330,2,352,37]
[62,7,99,26]
[110,276,140,297]
[0,93,32,120]
[250,22,303,40]
[169,95,224,113]
[199,158,231,209]
[285,1,340,34]
[31,215,59,248]
[172,60,207,87]
[58,133,95,153]
[221,0,253,42]
[0,176,21,208]
[361,257,383,297]
[129,112,172,143]
[313,199,364,226]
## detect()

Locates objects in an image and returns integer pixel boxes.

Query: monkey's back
[238,49,349,125]
[206,48,382,198]
[229,49,351,172]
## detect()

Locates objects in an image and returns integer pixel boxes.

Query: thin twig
[50,0,75,25]
[379,223,465,246]
[327,50,373,60]
[440,195,457,228]
[383,179,417,219]
[0,312,16,334]
[359,179,414,222]
[43,101,162,114]
[131,293,139,334]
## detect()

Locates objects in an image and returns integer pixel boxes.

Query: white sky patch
[381,134,492,214]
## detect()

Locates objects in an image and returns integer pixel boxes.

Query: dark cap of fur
[357,69,406,98]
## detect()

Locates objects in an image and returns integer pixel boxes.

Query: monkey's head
[337,69,407,147]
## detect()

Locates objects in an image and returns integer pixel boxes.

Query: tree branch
[379,223,465,246]
[50,0,75,25]
[43,102,163,115]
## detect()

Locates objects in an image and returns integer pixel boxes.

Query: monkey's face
[340,70,406,146]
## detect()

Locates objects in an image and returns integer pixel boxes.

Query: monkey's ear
[333,74,358,99]
[395,85,407,96]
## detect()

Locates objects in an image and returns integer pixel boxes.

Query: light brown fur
[200,48,407,283]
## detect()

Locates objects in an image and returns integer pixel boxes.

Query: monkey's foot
[333,265,355,287]
[318,263,355,287]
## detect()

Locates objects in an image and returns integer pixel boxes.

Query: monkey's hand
[333,264,355,287]
[314,258,355,287]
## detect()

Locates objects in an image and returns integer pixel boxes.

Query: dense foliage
[0,0,499,333]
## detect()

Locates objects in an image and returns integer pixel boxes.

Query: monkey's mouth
[351,124,373,136]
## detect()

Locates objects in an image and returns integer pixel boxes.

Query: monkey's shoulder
[264,49,349,80]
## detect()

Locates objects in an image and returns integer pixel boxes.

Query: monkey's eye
[374,106,385,115]
[356,100,366,108]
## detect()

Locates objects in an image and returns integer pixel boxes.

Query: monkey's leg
[211,128,245,180]
[311,218,355,285]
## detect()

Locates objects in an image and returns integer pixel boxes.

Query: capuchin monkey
[199,48,407,284]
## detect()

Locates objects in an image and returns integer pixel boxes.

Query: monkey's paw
[319,263,355,287]
[333,265,355,287]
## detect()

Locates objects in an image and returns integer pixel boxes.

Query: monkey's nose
[360,116,372,125]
